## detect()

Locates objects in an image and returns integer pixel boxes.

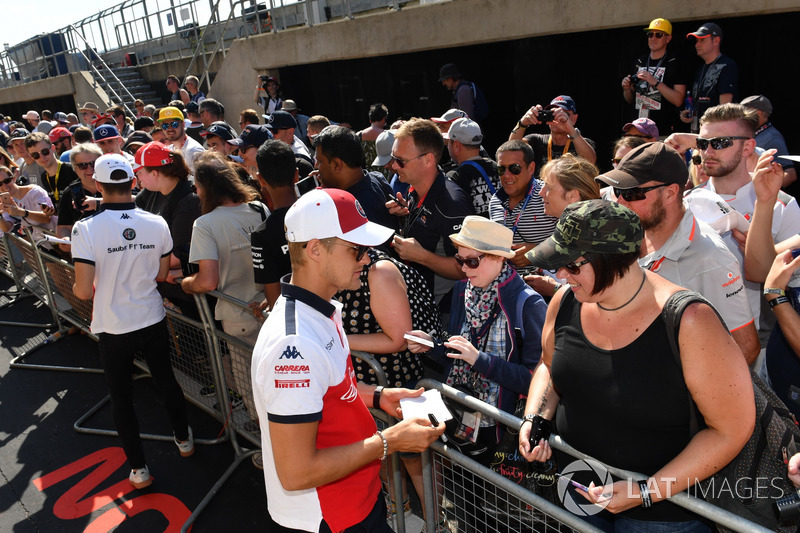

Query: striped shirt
[488,179,557,247]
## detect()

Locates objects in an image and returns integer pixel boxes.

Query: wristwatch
[373,386,383,410]
[764,287,786,297]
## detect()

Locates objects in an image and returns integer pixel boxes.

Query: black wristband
[638,480,652,508]
[528,415,552,447]
[769,296,791,309]
[373,386,383,410]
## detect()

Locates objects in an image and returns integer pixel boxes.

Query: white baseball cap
[685,188,750,234]
[285,188,394,245]
[443,117,483,144]
[94,154,135,183]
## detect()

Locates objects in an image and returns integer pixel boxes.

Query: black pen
[428,413,448,443]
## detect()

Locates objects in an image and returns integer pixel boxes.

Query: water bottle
[788,249,800,312]
[684,90,694,115]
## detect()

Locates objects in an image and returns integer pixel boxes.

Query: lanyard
[546,136,571,161]
[503,180,537,238]
[46,162,62,201]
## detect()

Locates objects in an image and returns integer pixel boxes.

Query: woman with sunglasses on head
[0,165,56,237]
[406,215,547,530]
[132,142,201,318]
[519,199,754,532]
[181,151,268,422]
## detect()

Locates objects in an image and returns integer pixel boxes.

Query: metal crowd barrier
[417,379,772,533]
[0,232,25,304]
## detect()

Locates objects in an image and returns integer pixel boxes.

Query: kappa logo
[120,213,132,220]
[122,228,136,241]
[279,346,303,360]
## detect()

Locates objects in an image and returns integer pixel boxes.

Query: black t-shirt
[629,50,691,135]
[135,181,201,261]
[251,206,291,285]
[347,171,398,232]
[523,133,597,178]
[40,162,79,212]
[446,157,499,218]
[402,172,474,290]
[57,179,98,228]
[691,54,739,118]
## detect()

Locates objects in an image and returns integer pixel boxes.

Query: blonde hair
[539,154,600,201]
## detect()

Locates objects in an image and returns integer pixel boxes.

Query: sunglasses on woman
[30,148,51,160]
[613,183,668,202]
[497,164,523,176]
[454,254,486,269]
[548,258,590,275]
[695,136,750,151]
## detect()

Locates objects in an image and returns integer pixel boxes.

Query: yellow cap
[645,18,672,35]
[157,106,184,122]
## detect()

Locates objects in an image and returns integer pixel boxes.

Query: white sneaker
[175,426,195,457]
[129,466,152,489]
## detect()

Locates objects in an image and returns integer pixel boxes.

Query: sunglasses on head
[391,152,429,168]
[613,183,668,202]
[647,32,666,39]
[30,148,51,160]
[548,258,590,275]
[695,136,750,151]
[161,120,182,130]
[454,253,486,269]
[1,176,14,185]
[75,161,96,170]
[497,164,523,176]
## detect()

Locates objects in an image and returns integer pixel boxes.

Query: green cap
[526,199,642,271]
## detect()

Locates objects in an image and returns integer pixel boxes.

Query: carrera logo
[721,273,741,288]
[274,365,310,373]
[279,346,303,359]
[275,379,310,388]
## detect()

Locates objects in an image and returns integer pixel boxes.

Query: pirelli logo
[275,379,310,389]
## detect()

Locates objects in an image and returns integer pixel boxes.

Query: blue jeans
[581,513,712,533]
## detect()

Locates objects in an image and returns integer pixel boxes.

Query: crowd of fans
[1,16,800,533]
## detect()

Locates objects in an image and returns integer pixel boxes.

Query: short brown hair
[25,131,50,149]
[699,103,759,135]
[240,109,260,126]
[394,118,443,161]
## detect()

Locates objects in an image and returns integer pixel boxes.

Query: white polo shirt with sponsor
[690,180,800,333]
[639,209,753,332]
[71,202,172,335]
[251,280,380,533]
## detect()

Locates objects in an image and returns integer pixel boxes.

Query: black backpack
[663,290,800,532]
[468,81,490,123]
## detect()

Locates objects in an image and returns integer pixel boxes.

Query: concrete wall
[208,0,800,128]
[0,71,109,111]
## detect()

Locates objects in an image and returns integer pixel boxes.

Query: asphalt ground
[0,275,281,533]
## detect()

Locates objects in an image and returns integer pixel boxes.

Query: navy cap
[9,128,30,140]
[263,110,298,130]
[201,121,237,141]
[53,111,69,123]
[228,124,273,148]
[93,124,121,142]
[546,95,578,114]
[185,101,200,114]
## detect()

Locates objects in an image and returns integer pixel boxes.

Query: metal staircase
[97,66,160,107]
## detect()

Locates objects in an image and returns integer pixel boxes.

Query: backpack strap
[248,201,268,222]
[460,160,496,195]
[662,290,724,436]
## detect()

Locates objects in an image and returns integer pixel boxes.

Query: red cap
[48,127,72,143]
[133,142,174,173]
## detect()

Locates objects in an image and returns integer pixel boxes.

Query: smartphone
[404,333,434,348]
[294,174,320,198]
[70,182,86,211]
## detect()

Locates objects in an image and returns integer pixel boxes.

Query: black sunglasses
[548,258,590,275]
[330,241,370,262]
[75,161,96,170]
[497,164,523,176]
[613,183,668,202]
[454,253,486,269]
[647,32,666,39]
[1,176,14,185]
[695,136,750,151]
[691,155,702,166]
[30,148,51,160]
[391,152,429,168]
[161,120,183,130]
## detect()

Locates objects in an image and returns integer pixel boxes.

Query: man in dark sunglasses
[156,106,204,174]
[385,118,473,301]
[508,95,597,177]
[488,140,556,273]
[674,103,800,351]
[597,141,760,364]
[621,17,688,136]
[24,131,78,212]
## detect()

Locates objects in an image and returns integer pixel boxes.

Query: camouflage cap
[526,199,643,271]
